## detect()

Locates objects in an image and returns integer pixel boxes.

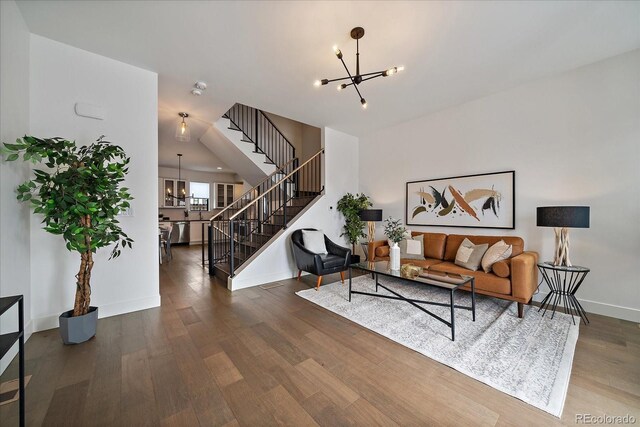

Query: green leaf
[6,153,18,161]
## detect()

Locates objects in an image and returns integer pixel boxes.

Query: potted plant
[2,136,133,344]
[336,193,372,263]
[384,217,407,270]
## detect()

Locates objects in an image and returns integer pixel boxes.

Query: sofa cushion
[375,246,390,257]
[412,232,447,260]
[400,234,425,260]
[492,259,511,278]
[481,240,513,273]
[429,261,512,295]
[444,234,524,262]
[319,254,344,269]
[454,238,489,271]
[400,258,442,269]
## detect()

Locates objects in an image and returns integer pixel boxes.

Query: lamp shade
[359,209,383,222]
[537,206,590,228]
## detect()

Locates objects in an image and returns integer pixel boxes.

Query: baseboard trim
[533,293,639,323]
[31,294,162,332]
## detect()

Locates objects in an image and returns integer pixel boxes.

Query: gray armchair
[291,228,351,290]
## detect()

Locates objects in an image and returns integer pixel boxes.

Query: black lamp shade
[537,206,590,228]
[359,209,383,222]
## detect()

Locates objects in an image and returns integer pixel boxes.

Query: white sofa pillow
[302,230,328,254]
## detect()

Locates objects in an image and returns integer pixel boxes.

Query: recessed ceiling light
[216,167,222,170]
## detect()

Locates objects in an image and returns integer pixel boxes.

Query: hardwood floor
[1,245,638,426]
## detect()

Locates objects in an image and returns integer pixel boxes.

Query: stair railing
[223,103,296,170]
[209,148,324,278]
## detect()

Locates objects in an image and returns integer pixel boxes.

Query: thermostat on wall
[74,102,105,120]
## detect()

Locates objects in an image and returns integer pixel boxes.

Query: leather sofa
[368,232,538,318]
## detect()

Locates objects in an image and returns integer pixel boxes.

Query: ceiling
[17,1,640,149]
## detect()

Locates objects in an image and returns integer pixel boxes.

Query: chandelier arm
[360,74,385,83]
[339,73,384,90]
[358,70,389,78]
[323,76,356,84]
[338,56,365,101]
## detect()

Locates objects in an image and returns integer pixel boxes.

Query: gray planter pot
[58,306,98,344]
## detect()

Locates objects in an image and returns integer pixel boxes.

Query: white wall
[0,0,32,374]
[29,35,160,331]
[359,49,640,322]
[230,127,359,290]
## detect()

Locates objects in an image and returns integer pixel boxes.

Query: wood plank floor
[1,245,638,426]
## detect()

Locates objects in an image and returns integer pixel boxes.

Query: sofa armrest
[368,239,389,261]
[511,251,539,302]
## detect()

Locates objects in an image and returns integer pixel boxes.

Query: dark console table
[0,295,25,426]
[537,262,590,325]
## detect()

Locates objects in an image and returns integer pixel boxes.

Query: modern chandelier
[314,27,404,109]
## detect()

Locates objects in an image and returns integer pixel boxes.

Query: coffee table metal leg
[348,266,352,302]
[375,273,379,292]
[450,290,455,341]
[471,278,476,322]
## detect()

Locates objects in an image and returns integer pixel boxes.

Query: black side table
[537,262,590,325]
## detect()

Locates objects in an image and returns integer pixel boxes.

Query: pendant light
[175,112,191,142]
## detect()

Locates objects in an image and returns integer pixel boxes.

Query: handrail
[223,103,296,169]
[258,110,296,155]
[208,156,298,222]
[229,148,324,221]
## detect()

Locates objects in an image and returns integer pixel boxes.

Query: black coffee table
[348,261,476,341]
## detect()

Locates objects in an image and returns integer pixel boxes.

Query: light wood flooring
[1,245,638,426]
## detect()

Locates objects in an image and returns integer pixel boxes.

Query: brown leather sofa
[368,232,538,318]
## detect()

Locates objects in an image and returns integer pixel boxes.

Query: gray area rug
[296,275,579,417]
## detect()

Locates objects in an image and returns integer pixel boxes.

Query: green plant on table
[384,217,407,245]
[336,193,372,251]
[2,136,134,317]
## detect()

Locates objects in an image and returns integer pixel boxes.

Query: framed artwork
[405,171,515,229]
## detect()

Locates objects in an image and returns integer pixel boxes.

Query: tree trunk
[73,215,93,317]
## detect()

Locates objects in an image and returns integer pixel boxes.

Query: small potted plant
[2,136,133,344]
[384,217,407,270]
[336,193,372,263]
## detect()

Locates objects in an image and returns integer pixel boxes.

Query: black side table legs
[537,262,590,325]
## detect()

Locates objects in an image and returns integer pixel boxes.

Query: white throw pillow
[481,240,513,273]
[302,230,328,254]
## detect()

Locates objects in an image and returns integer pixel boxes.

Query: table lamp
[536,206,590,266]
[359,209,383,242]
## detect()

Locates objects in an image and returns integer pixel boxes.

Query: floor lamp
[536,206,590,266]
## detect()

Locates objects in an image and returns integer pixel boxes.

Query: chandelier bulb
[314,80,321,87]
[397,66,405,72]
[361,98,367,109]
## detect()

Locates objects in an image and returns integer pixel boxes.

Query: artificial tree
[2,136,133,317]
[336,192,372,253]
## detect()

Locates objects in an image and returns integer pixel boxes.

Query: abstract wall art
[406,171,515,229]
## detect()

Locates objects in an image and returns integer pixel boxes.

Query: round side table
[537,262,590,325]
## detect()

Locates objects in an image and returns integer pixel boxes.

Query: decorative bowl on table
[400,263,423,279]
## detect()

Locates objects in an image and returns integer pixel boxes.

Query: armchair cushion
[302,230,328,254]
[319,254,345,269]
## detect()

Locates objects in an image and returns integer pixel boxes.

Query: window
[189,182,210,211]
[190,182,210,199]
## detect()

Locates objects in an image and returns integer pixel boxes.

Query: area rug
[296,275,579,417]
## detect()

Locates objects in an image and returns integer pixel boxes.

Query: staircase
[207,104,324,280]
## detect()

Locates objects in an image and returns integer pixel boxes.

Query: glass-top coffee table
[349,261,476,341]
